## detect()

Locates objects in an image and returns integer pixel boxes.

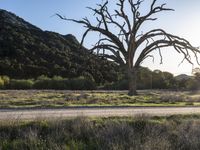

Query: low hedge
[2,76,96,90]
[9,79,34,89]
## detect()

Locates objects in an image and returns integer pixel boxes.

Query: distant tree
[191,70,200,90]
[137,67,152,89]
[186,67,200,90]
[186,78,198,90]
[58,0,200,95]
[151,70,164,89]
[162,72,174,89]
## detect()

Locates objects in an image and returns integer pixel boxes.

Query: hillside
[0,9,119,83]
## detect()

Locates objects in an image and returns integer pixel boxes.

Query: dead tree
[58,0,200,95]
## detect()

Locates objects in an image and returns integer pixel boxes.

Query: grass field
[1,90,200,108]
[1,115,200,150]
[1,90,200,149]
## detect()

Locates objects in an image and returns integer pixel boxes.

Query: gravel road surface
[0,106,200,120]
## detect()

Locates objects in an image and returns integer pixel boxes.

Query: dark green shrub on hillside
[115,79,128,90]
[37,75,50,80]
[51,76,70,90]
[33,76,96,90]
[81,72,95,82]
[69,77,96,90]
[34,75,70,90]
[33,75,53,89]
[9,79,34,89]
[33,78,52,89]
[103,79,128,90]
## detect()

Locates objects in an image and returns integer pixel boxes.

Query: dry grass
[1,90,200,108]
[1,115,200,149]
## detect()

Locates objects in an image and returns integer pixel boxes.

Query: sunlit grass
[1,90,200,108]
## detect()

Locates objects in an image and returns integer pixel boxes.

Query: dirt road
[0,106,200,120]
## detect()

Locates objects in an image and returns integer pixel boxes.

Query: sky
[1,0,200,75]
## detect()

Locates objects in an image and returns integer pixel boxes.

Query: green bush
[82,72,95,82]
[51,76,70,90]
[186,79,199,90]
[52,75,63,80]
[34,76,96,90]
[0,78,4,89]
[37,75,50,80]
[51,79,70,90]
[115,79,128,90]
[1,76,10,85]
[1,75,96,90]
[33,76,70,90]
[69,77,96,90]
[9,79,34,89]
[103,79,128,90]
[0,76,10,89]
[33,78,52,89]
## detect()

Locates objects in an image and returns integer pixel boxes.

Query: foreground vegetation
[0,75,96,90]
[1,90,200,108]
[1,115,200,150]
[1,71,200,91]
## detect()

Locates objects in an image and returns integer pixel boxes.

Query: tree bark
[127,67,137,96]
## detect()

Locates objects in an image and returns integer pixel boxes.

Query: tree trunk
[127,67,137,96]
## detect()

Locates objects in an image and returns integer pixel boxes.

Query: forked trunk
[127,67,137,96]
